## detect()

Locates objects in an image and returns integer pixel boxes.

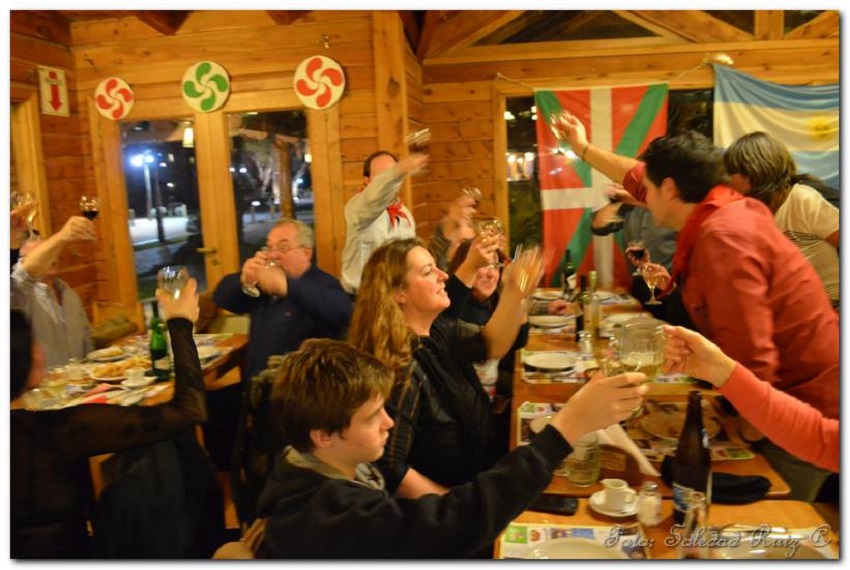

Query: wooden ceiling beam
[622,10,753,43]
[10,10,72,45]
[133,11,189,36]
[416,10,445,60]
[549,11,604,37]
[613,10,690,42]
[784,10,839,40]
[754,10,783,40]
[398,10,420,50]
[422,10,524,59]
[266,11,311,26]
[476,10,541,45]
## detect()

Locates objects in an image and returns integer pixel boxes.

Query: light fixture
[304,152,312,164]
[507,154,517,163]
[182,125,194,148]
[504,111,516,121]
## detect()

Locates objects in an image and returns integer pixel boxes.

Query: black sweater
[257,425,571,558]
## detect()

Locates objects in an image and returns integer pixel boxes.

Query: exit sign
[38,66,70,117]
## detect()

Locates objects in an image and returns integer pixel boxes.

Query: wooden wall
[9,10,840,319]
[10,11,99,314]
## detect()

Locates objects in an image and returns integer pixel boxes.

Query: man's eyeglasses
[265,243,302,254]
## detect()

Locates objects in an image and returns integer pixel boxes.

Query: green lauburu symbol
[183,61,230,112]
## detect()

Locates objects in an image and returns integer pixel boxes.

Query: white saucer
[589,489,638,518]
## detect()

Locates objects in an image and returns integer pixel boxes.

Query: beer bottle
[583,270,600,339]
[575,274,587,342]
[149,303,171,381]
[561,249,577,300]
[671,390,712,524]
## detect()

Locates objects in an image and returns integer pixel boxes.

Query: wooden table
[511,292,791,498]
[495,500,839,559]
[88,333,247,498]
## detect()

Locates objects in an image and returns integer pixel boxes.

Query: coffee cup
[601,478,634,511]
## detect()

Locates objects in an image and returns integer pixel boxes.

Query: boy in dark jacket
[256,339,646,558]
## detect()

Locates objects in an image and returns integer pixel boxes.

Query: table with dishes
[512,288,791,501]
[494,499,838,559]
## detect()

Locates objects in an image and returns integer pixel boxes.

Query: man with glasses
[212,217,352,523]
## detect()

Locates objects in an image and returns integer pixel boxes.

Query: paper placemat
[518,401,754,462]
[499,522,649,559]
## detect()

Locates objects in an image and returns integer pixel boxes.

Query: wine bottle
[671,390,712,524]
[149,303,171,382]
[574,274,587,342]
[561,249,576,300]
[583,270,600,339]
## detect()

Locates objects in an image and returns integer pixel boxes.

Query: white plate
[529,414,554,434]
[89,371,127,383]
[596,291,616,301]
[197,346,221,360]
[524,537,630,559]
[532,290,563,301]
[524,352,576,371]
[603,312,652,326]
[528,315,574,329]
[86,347,127,362]
[589,489,638,518]
[121,376,155,389]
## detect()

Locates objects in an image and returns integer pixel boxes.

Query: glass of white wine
[157,265,190,299]
[619,319,665,417]
[11,190,38,232]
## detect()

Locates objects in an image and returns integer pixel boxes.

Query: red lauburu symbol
[295,56,345,109]
[96,77,134,120]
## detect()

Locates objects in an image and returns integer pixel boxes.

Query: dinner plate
[588,489,638,519]
[532,290,563,301]
[528,315,574,329]
[529,414,554,434]
[88,356,150,383]
[86,347,127,362]
[603,312,652,326]
[596,291,616,301]
[121,376,155,389]
[524,537,630,559]
[524,352,576,371]
[197,346,221,360]
[640,411,722,441]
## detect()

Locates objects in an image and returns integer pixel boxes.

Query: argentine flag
[713,65,839,190]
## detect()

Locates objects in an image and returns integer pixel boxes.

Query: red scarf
[664,185,743,295]
[386,200,409,230]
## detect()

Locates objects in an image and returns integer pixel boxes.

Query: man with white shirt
[340,151,428,296]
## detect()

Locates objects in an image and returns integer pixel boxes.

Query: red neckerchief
[386,199,409,230]
[664,185,743,295]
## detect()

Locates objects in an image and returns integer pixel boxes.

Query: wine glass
[157,265,190,299]
[11,190,38,232]
[619,318,665,417]
[476,217,504,237]
[241,247,276,297]
[642,264,662,306]
[404,128,430,152]
[462,186,481,207]
[625,240,647,276]
[80,196,100,220]
[511,243,545,296]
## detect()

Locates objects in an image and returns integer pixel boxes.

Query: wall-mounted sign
[294,55,346,110]
[182,61,231,113]
[38,66,70,117]
[94,77,135,121]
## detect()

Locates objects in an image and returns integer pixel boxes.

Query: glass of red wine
[80,196,100,220]
[626,240,647,276]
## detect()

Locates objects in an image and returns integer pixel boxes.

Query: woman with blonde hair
[349,236,541,498]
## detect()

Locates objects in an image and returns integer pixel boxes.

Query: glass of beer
[619,319,665,418]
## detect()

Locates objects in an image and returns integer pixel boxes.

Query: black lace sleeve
[37,318,208,458]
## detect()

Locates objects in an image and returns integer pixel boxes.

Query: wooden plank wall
[10,11,100,316]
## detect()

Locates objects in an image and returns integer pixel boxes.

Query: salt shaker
[637,481,662,527]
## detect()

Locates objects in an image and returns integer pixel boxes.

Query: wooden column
[307,104,344,276]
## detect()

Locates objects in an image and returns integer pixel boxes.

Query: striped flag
[535,85,668,288]
[713,65,839,189]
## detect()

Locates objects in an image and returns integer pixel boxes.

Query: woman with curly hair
[724,131,839,309]
[349,236,541,498]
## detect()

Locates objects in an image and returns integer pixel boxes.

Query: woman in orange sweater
[663,325,838,473]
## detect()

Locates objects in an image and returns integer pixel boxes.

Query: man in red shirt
[553,112,838,501]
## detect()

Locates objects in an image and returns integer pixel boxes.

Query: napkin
[595,423,661,477]
[660,455,769,504]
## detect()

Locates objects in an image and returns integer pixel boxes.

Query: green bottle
[149,303,171,381]
[561,249,577,300]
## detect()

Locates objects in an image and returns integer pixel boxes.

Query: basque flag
[535,85,668,289]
